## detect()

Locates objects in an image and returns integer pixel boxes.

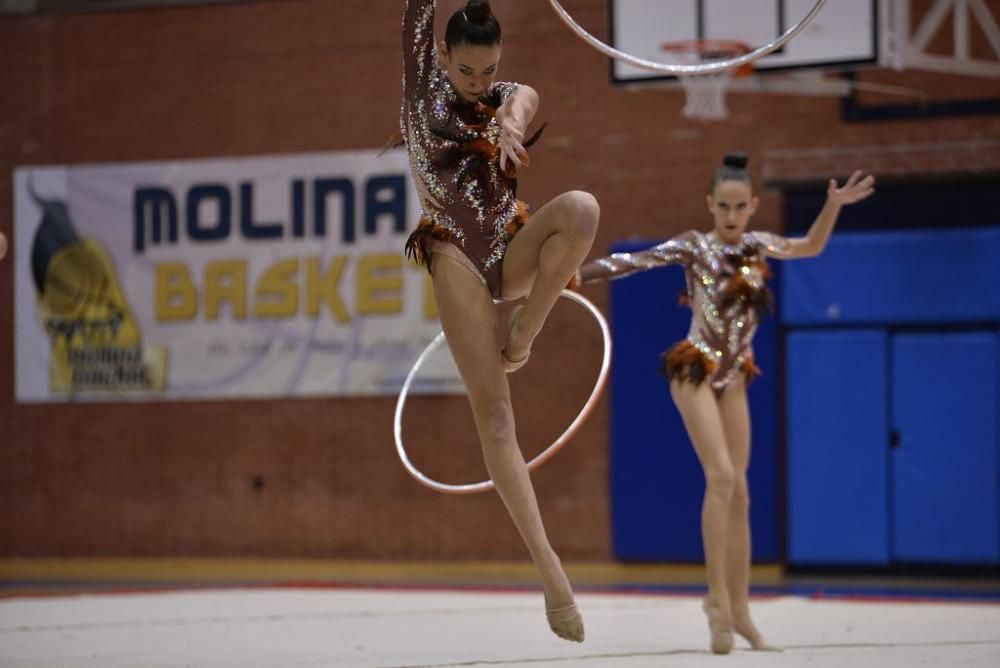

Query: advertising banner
[14,150,462,402]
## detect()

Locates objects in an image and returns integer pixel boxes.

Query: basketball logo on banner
[28,181,167,394]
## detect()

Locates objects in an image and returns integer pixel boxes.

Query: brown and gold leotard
[400,0,531,300]
[579,230,790,389]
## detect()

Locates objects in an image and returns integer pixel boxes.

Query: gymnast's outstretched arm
[402,0,437,102]
[575,231,697,285]
[755,170,875,260]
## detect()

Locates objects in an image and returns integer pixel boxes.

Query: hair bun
[465,0,492,24]
[722,152,749,170]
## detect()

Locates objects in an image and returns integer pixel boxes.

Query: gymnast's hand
[827,170,875,207]
[497,112,529,172]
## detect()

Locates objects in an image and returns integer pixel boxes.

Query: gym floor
[2,560,998,667]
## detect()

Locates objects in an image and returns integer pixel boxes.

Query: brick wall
[1,0,998,559]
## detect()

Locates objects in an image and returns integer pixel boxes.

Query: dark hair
[445,0,502,49]
[709,152,753,193]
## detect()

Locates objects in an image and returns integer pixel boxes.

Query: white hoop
[393,289,612,495]
[546,0,830,75]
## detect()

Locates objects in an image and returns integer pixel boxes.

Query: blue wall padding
[786,330,890,565]
[607,240,778,562]
[781,227,1000,326]
[891,332,1000,562]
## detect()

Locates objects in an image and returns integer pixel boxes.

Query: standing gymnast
[576,153,874,653]
[398,0,599,641]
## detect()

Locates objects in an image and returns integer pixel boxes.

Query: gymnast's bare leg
[431,251,586,642]
[670,378,736,654]
[500,191,600,368]
[718,378,779,650]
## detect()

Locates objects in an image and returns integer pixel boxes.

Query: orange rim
[661,40,755,77]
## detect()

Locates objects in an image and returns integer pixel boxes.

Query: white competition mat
[2,588,999,667]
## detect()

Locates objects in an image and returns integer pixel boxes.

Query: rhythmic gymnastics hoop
[546,0,830,76]
[394,289,612,495]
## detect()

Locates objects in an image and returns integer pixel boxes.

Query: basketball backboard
[610,0,881,83]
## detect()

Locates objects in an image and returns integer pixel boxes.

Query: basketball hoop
[661,40,753,121]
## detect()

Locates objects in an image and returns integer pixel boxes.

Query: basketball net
[661,41,753,121]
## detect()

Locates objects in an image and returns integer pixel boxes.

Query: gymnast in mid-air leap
[397,0,600,642]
